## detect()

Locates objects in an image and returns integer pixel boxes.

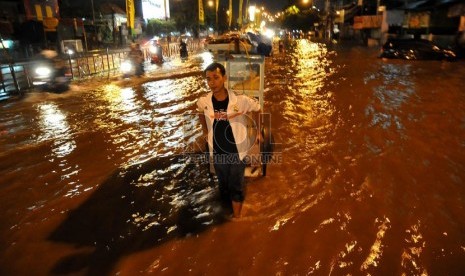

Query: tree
[170,0,197,34]
[59,0,91,18]
[281,5,321,31]
[145,19,176,36]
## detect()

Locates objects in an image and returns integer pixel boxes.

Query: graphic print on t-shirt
[214,109,228,121]
[212,96,238,155]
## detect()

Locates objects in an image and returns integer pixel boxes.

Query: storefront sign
[43,17,59,31]
[353,15,382,29]
[407,12,430,28]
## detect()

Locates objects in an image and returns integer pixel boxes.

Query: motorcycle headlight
[35,66,52,77]
[121,61,133,73]
[149,45,157,54]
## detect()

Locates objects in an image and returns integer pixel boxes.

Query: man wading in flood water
[197,62,262,219]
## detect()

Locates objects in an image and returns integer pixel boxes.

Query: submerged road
[1,41,465,275]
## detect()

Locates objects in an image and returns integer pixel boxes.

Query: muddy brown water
[1,41,465,275]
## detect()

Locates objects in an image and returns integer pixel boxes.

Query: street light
[302,0,313,11]
[249,5,256,23]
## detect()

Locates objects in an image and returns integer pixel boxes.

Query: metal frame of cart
[223,54,273,177]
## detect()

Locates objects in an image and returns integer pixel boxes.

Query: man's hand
[255,131,263,144]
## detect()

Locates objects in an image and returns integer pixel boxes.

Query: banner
[126,0,135,32]
[24,0,59,21]
[353,15,382,29]
[228,0,232,27]
[141,0,169,20]
[199,0,205,25]
[407,12,430,29]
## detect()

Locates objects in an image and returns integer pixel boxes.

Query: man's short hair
[204,62,226,76]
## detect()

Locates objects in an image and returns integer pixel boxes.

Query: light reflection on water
[294,39,333,96]
[35,102,86,198]
[91,76,208,166]
[269,41,338,192]
[140,77,207,160]
[37,103,76,159]
[261,42,465,275]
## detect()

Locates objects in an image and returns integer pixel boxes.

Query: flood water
[1,40,465,275]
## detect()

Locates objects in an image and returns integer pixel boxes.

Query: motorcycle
[31,62,71,92]
[120,59,144,78]
[149,44,164,64]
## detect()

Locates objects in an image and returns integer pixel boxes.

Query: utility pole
[91,0,95,24]
[216,0,219,32]
[325,0,331,40]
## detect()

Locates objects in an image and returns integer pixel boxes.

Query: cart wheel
[260,125,274,177]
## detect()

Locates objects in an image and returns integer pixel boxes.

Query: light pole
[91,0,96,24]
[208,0,217,32]
[325,0,331,40]
[91,0,98,48]
[215,0,219,31]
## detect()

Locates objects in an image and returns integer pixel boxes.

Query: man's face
[205,68,226,93]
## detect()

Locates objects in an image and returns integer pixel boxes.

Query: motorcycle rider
[37,47,64,78]
[180,40,188,59]
[128,43,144,76]
[150,41,164,64]
[33,46,69,91]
